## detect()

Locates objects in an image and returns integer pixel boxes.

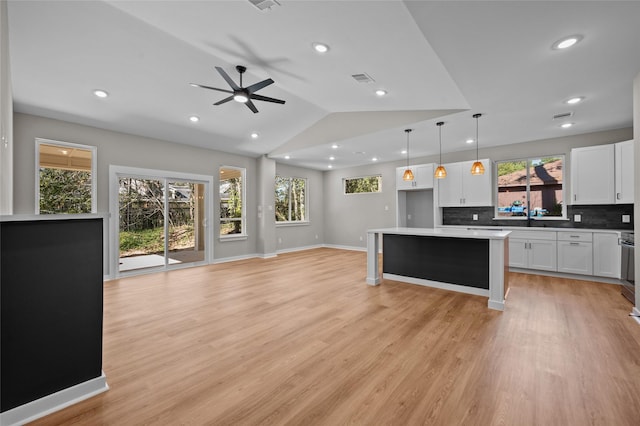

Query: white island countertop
[368,227,511,240]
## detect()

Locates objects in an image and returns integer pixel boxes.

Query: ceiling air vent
[248,0,280,11]
[351,73,375,83]
[553,112,573,120]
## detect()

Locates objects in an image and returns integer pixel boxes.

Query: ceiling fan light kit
[471,113,485,175]
[190,65,285,114]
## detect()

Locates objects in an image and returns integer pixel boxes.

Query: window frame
[494,154,567,221]
[35,138,97,214]
[219,166,247,239]
[275,175,308,225]
[343,174,382,195]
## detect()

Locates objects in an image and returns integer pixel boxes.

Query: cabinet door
[414,164,434,189]
[557,241,593,275]
[508,238,528,268]
[528,240,558,271]
[571,145,615,205]
[615,140,634,204]
[438,162,463,207]
[593,233,621,278]
[462,159,492,206]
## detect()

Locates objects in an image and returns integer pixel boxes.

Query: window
[344,175,382,194]
[219,166,246,236]
[36,138,97,214]
[496,156,565,219]
[275,176,307,222]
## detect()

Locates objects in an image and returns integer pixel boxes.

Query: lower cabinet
[508,231,557,272]
[557,231,593,275]
[593,232,622,278]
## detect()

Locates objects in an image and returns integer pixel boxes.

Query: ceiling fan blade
[215,66,240,90]
[213,95,234,105]
[250,93,286,104]
[246,78,274,94]
[190,83,233,94]
[245,99,259,114]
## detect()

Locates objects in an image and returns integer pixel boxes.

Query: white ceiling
[7,1,640,170]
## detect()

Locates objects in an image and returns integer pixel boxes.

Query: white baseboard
[213,253,261,264]
[383,273,490,298]
[0,373,108,426]
[632,307,640,325]
[276,244,323,254]
[322,243,367,252]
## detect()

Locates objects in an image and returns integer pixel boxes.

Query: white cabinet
[437,159,492,207]
[614,140,634,204]
[557,232,593,275]
[508,230,557,272]
[571,141,634,205]
[396,164,434,190]
[571,145,615,205]
[593,232,621,278]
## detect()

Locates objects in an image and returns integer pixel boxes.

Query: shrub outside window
[344,175,382,194]
[275,176,307,222]
[496,156,565,219]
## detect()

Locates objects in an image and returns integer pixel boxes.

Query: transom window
[275,176,307,222]
[36,138,97,214]
[219,166,246,236]
[344,175,382,194]
[496,156,565,219]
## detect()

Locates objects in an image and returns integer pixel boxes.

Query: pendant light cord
[405,129,412,168]
[437,122,444,164]
[473,113,482,161]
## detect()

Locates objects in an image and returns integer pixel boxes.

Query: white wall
[275,162,324,252]
[0,1,13,214]
[13,113,258,273]
[634,72,640,312]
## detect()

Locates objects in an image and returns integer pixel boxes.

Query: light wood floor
[32,248,640,425]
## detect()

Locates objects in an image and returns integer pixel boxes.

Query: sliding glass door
[112,168,211,275]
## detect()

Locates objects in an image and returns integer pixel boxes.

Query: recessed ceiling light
[328,164,333,169]
[561,122,573,128]
[372,157,378,162]
[466,139,475,144]
[93,89,108,98]
[401,149,407,154]
[189,115,199,123]
[312,42,330,54]
[250,132,259,139]
[284,155,291,159]
[331,144,339,149]
[566,97,584,105]
[552,35,583,50]
[375,89,387,97]
[329,156,335,161]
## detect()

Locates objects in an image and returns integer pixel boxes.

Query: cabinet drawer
[557,231,592,242]
[508,230,556,240]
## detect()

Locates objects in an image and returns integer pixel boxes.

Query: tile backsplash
[442,204,634,230]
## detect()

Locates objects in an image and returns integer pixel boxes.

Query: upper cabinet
[571,141,633,205]
[614,140,634,204]
[396,163,434,190]
[438,159,492,207]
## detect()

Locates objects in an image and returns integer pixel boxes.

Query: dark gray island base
[367,227,510,310]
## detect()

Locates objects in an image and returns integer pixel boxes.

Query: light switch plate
[473,214,478,221]
[622,214,631,223]
[574,214,582,222]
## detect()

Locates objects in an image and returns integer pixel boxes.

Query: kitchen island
[367,227,511,310]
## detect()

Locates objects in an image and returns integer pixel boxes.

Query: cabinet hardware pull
[570,242,580,246]
[570,235,579,238]
[617,193,621,200]
[574,194,577,201]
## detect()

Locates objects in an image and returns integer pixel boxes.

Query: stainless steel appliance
[620,231,635,303]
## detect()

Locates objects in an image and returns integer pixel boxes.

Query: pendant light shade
[434,121,447,179]
[402,128,414,181]
[471,113,485,175]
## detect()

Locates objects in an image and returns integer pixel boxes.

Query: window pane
[344,175,382,194]
[529,157,563,217]
[220,167,244,235]
[38,142,94,214]
[497,160,528,217]
[275,176,307,222]
[275,176,290,222]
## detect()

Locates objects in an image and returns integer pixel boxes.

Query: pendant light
[470,113,485,175]
[434,121,447,179]
[402,128,414,181]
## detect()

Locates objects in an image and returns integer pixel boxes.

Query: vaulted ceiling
[7,1,640,170]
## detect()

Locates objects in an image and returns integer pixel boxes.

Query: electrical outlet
[278,237,282,244]
[622,214,631,223]
[315,234,319,239]
[359,236,363,241]
[385,205,389,211]
[407,214,412,220]
[574,214,582,222]
[472,214,478,221]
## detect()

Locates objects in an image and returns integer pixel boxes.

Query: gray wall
[0,1,13,214]
[634,71,639,311]
[275,162,324,251]
[13,112,258,270]
[322,127,633,248]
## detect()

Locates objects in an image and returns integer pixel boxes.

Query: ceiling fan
[190,65,285,114]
